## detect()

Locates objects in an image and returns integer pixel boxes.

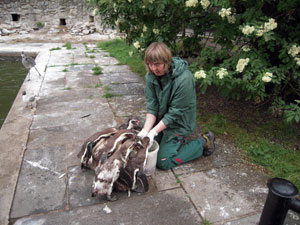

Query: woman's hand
[147,129,158,146]
[137,129,148,138]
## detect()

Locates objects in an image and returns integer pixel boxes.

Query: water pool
[0,56,27,128]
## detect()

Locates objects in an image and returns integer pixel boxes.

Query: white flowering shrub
[87,0,300,124]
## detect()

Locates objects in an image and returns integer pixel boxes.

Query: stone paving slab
[37,88,105,102]
[173,139,241,175]
[107,82,145,96]
[47,50,75,66]
[100,64,132,73]
[65,64,95,72]
[223,213,261,225]
[72,55,96,65]
[152,169,181,191]
[108,95,147,119]
[65,75,101,89]
[31,97,111,129]
[95,56,119,65]
[100,71,145,84]
[179,163,268,224]
[13,188,202,225]
[11,146,67,218]
[27,115,117,150]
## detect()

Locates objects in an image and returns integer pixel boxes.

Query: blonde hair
[144,42,172,73]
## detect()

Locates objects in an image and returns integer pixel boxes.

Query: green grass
[95,82,103,88]
[104,85,111,92]
[175,174,181,184]
[202,219,213,225]
[92,65,102,75]
[97,39,146,78]
[62,68,68,72]
[86,49,95,53]
[37,21,44,29]
[103,92,120,99]
[49,47,61,51]
[63,42,72,50]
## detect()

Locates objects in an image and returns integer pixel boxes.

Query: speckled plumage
[79,118,150,201]
[92,138,136,201]
[78,127,118,170]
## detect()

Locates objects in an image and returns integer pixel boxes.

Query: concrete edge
[0,49,49,225]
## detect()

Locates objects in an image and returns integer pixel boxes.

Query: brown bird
[78,127,118,170]
[118,117,141,132]
[79,117,147,201]
[91,130,136,170]
[122,137,150,193]
[78,118,142,170]
[91,138,137,201]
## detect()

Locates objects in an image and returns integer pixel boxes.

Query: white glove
[147,129,158,146]
[137,129,148,139]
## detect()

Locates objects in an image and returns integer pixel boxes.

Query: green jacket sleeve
[145,74,159,117]
[161,71,196,127]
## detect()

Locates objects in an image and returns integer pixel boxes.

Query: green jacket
[145,57,197,142]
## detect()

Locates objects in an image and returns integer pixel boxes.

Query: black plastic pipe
[259,178,300,225]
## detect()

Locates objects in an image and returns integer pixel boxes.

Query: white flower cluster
[236,58,250,73]
[194,70,206,79]
[129,51,133,57]
[256,18,277,37]
[115,19,120,27]
[218,8,235,24]
[242,46,251,52]
[256,27,264,37]
[92,8,98,16]
[241,25,255,35]
[133,41,140,49]
[288,45,300,57]
[153,29,159,34]
[227,15,236,24]
[143,25,147,32]
[128,0,132,2]
[200,0,210,9]
[262,72,273,83]
[186,0,198,7]
[288,45,300,66]
[218,8,231,18]
[264,18,277,32]
[216,68,228,79]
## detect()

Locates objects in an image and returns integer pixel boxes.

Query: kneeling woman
[138,42,215,170]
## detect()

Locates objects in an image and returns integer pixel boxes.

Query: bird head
[126,117,141,130]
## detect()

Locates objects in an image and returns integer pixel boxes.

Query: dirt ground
[197,85,300,151]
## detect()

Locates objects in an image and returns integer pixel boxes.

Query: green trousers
[155,133,204,170]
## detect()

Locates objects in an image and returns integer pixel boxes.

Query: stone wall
[0,0,103,36]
